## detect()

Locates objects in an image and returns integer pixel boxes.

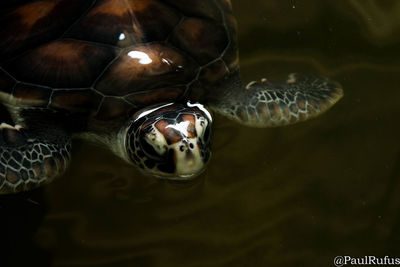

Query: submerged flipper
[208,73,343,127]
[0,123,71,194]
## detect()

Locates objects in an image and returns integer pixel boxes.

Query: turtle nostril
[189,143,194,149]
[179,145,185,152]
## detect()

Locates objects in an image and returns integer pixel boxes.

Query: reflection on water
[2,1,400,266]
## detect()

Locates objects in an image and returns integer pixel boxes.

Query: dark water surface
[2,1,400,266]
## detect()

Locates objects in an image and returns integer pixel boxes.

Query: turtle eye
[196,116,211,147]
[141,126,168,159]
[202,123,211,144]
[141,135,164,159]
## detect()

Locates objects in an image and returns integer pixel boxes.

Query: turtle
[0,0,343,194]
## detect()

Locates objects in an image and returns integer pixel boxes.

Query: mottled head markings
[125,102,212,179]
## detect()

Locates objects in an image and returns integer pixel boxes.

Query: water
[2,0,400,266]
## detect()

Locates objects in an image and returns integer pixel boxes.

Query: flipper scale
[209,73,343,127]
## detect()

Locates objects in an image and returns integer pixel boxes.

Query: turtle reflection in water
[0,0,343,194]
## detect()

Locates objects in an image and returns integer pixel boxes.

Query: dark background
[2,0,400,266]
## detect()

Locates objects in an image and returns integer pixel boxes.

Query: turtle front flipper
[0,123,71,194]
[208,73,343,127]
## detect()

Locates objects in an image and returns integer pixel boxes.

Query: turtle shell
[0,0,238,120]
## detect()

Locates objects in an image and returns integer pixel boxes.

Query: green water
[2,1,400,266]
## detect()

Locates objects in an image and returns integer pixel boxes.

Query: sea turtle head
[124,102,212,179]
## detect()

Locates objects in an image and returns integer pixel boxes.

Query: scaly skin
[0,124,71,194]
[209,73,343,127]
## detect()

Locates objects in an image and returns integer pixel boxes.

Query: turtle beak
[173,139,206,178]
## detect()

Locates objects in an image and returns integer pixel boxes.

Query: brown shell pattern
[0,0,238,119]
